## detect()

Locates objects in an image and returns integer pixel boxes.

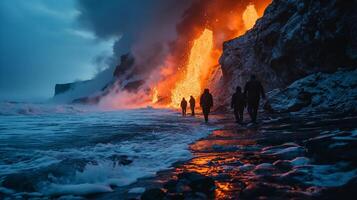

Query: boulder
[177,172,216,194]
[305,130,357,162]
[266,69,357,114]
[141,188,166,200]
[240,182,280,199]
[163,179,178,193]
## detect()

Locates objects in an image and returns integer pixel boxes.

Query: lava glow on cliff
[170,29,214,107]
[102,0,271,109]
[150,1,270,108]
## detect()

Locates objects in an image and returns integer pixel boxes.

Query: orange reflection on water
[191,138,257,152]
[176,155,222,175]
[215,182,237,200]
[172,124,262,198]
[174,153,245,198]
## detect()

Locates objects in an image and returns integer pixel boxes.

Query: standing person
[244,75,265,123]
[189,96,196,116]
[180,98,187,116]
[200,89,213,123]
[231,86,246,123]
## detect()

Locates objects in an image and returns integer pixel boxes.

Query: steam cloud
[77,0,194,78]
[75,0,270,108]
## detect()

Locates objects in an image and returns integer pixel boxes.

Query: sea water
[0,102,213,198]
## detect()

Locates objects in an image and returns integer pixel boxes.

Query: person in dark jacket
[189,96,196,116]
[231,86,246,123]
[200,89,213,123]
[180,98,187,116]
[244,75,265,123]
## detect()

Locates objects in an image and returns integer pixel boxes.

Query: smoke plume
[75,0,271,108]
[77,0,194,78]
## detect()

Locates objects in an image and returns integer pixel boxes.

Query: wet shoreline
[97,111,357,200]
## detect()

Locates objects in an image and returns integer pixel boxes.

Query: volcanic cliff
[219,0,357,105]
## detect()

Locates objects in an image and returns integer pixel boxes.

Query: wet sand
[96,111,357,200]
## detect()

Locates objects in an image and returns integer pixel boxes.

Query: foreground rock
[305,130,357,163]
[146,112,356,199]
[140,172,215,200]
[141,188,166,200]
[266,69,357,114]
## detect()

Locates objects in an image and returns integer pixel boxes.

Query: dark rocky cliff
[113,53,145,92]
[219,0,357,101]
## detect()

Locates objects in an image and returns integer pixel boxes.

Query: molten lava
[243,4,259,30]
[170,29,214,107]
[149,1,271,108]
[151,87,159,104]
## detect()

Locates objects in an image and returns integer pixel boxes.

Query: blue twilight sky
[0,0,116,101]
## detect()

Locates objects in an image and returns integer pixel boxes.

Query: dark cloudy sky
[0,0,192,101]
[0,0,116,101]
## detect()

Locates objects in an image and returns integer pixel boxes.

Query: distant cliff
[52,53,143,104]
[219,0,357,104]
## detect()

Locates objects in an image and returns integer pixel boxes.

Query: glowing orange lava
[242,4,259,30]
[151,87,159,104]
[150,2,270,108]
[170,29,214,107]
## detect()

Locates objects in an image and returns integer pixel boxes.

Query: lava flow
[170,29,214,107]
[148,1,271,108]
[242,4,260,30]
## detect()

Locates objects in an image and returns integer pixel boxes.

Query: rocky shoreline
[91,109,356,200]
[87,68,357,200]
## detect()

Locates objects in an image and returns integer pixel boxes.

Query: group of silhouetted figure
[180,75,265,124]
[180,88,213,123]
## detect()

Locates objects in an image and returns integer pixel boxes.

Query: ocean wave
[0,108,216,198]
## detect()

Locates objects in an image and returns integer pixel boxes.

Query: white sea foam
[0,105,215,198]
[128,187,145,194]
[0,101,98,116]
[44,183,114,196]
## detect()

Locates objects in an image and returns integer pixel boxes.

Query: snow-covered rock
[261,143,305,160]
[266,69,357,113]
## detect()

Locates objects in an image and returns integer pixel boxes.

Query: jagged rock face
[113,53,145,92]
[219,0,357,104]
[113,53,135,79]
[266,68,357,114]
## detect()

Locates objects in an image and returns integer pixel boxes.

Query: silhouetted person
[189,96,196,116]
[200,89,213,123]
[244,75,265,123]
[231,86,246,123]
[181,98,187,116]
